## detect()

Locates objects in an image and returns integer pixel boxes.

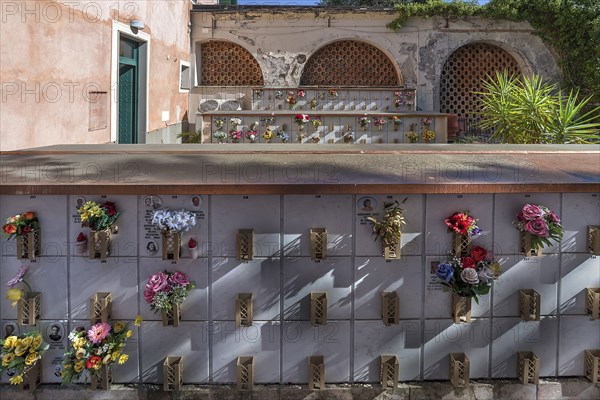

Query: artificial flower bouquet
[390,116,402,130]
[373,117,387,131]
[445,211,481,256]
[445,211,481,237]
[286,91,296,108]
[78,201,120,232]
[367,200,406,260]
[2,211,39,240]
[229,117,242,129]
[246,122,259,143]
[262,128,273,143]
[2,211,40,259]
[7,265,42,325]
[213,131,227,144]
[151,210,197,260]
[359,116,370,131]
[77,201,120,259]
[144,270,195,326]
[1,331,48,386]
[311,117,322,130]
[406,128,419,143]
[435,245,501,304]
[229,130,242,143]
[61,321,132,385]
[514,204,563,254]
[422,128,436,142]
[276,129,289,143]
[214,117,226,130]
[294,114,310,129]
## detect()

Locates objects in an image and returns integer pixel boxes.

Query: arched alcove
[440,42,521,122]
[199,41,264,86]
[300,40,402,87]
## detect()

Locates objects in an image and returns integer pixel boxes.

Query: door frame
[111,21,150,143]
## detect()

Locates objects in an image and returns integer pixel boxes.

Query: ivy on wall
[387,0,600,101]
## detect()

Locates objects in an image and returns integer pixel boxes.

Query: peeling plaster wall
[0,0,191,151]
[190,10,560,114]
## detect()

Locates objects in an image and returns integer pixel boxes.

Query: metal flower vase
[89,228,111,259]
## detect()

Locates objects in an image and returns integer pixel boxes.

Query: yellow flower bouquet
[0,331,48,385]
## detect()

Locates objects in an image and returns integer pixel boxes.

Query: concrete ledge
[1,379,598,400]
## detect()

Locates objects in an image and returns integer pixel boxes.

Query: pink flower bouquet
[144,271,195,313]
[514,204,563,249]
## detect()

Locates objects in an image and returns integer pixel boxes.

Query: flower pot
[18,292,42,326]
[383,237,401,260]
[520,231,542,257]
[20,361,41,392]
[162,302,181,327]
[161,230,182,261]
[16,230,41,259]
[451,294,471,324]
[90,365,112,390]
[453,232,471,257]
[89,229,111,259]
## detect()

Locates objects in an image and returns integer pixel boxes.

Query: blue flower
[436,263,454,283]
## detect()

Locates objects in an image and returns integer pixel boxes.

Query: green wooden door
[118,37,139,143]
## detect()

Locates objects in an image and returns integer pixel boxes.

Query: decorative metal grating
[300,40,401,87]
[440,42,520,121]
[200,41,264,86]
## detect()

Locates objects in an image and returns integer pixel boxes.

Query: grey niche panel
[283,258,352,320]
[492,255,559,317]
[494,193,561,255]
[69,257,138,320]
[425,194,493,256]
[283,195,353,257]
[354,256,422,319]
[561,193,600,253]
[558,316,600,376]
[490,317,558,378]
[68,194,138,258]
[355,194,423,257]
[212,257,280,321]
[212,321,280,383]
[560,254,600,315]
[354,321,421,382]
[282,321,350,383]
[0,258,68,320]
[140,321,209,383]
[423,319,490,380]
[211,195,280,258]
[0,195,68,257]
[139,258,209,321]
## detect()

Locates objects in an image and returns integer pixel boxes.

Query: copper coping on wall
[1,144,598,195]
